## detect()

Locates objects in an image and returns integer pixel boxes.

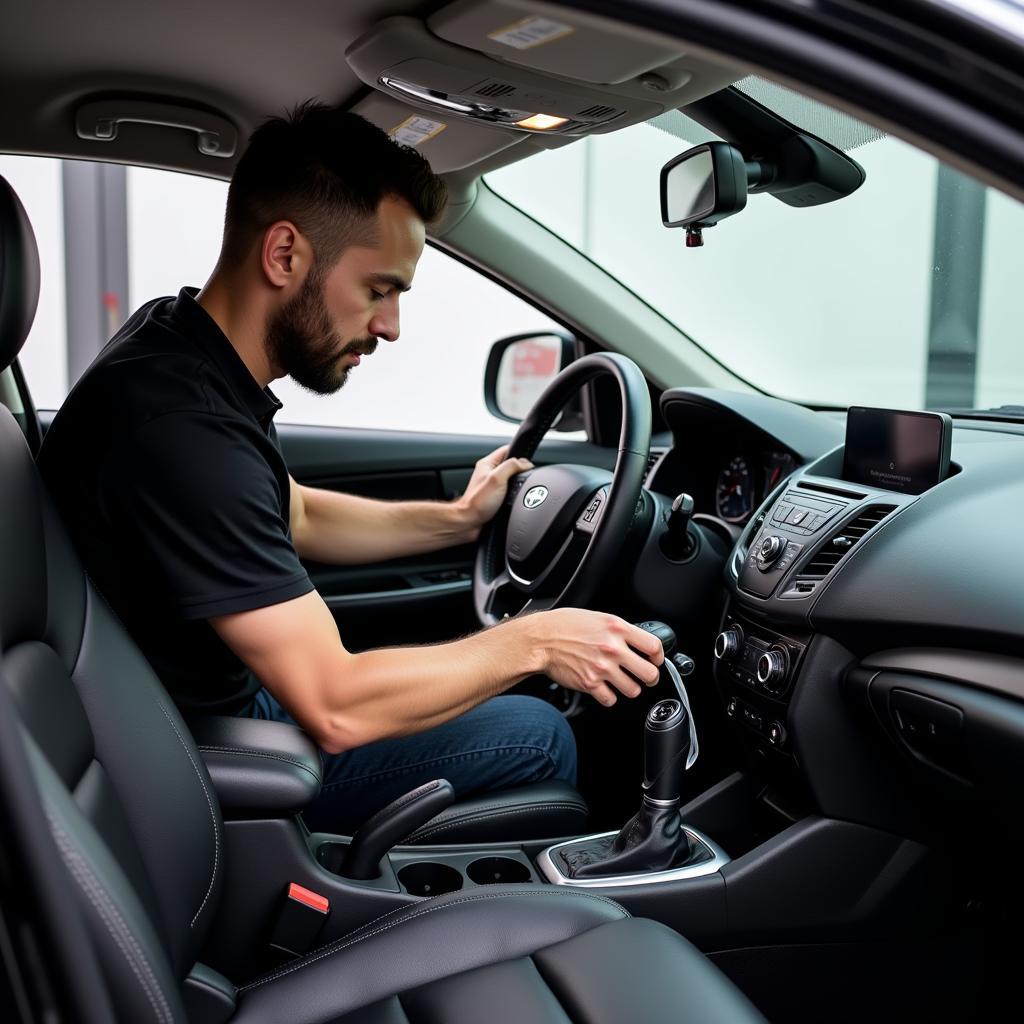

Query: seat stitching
[197,745,321,782]
[74,579,220,928]
[408,803,588,842]
[154,701,220,928]
[422,798,588,823]
[48,815,174,1024]
[239,889,629,993]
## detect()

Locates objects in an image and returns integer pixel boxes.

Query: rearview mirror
[660,142,748,234]
[484,331,583,430]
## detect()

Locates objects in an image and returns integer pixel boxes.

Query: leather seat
[0,174,765,1023]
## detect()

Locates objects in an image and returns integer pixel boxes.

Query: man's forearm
[313,618,544,752]
[213,594,661,757]
[293,484,479,563]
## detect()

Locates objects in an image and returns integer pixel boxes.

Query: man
[39,104,663,833]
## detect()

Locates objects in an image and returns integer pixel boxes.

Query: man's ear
[260,221,313,289]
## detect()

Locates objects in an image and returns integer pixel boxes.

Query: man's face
[267,195,425,394]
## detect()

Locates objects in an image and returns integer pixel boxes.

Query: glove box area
[846,649,1024,816]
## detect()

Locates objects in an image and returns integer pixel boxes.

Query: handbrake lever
[340,779,455,880]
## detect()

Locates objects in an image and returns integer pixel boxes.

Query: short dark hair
[221,103,447,272]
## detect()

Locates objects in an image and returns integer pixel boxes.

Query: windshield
[486,77,1024,411]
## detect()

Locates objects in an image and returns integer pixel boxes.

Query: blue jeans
[248,689,578,834]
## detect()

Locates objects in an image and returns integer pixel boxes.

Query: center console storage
[316,839,540,895]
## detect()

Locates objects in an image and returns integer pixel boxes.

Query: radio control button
[755,535,787,571]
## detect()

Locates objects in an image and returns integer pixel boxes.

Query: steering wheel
[473,352,652,626]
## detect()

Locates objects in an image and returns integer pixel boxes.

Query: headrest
[0,176,41,374]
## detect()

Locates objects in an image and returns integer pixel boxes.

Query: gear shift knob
[643,699,691,804]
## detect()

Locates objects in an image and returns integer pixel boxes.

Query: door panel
[277,424,615,650]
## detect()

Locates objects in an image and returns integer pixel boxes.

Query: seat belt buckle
[269,883,330,959]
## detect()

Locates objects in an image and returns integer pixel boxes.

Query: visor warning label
[488,16,575,50]
[389,116,446,148]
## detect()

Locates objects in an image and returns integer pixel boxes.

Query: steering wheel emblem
[523,485,549,509]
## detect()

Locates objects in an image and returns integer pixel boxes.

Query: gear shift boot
[563,800,694,877]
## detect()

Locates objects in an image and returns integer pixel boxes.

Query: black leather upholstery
[233,888,762,1024]
[0,176,39,374]
[405,781,589,844]
[0,177,765,1024]
[190,716,323,819]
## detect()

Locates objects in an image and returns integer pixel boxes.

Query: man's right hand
[523,609,665,707]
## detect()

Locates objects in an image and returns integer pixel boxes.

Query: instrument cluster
[714,451,797,524]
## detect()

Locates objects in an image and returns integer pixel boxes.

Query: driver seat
[0,172,589,845]
[0,175,765,1024]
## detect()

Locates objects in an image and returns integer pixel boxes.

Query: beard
[266,272,377,395]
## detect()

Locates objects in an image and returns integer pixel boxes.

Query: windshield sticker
[488,16,575,50]
[389,116,446,148]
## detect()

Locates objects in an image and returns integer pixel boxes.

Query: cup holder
[466,856,532,885]
[397,862,463,897]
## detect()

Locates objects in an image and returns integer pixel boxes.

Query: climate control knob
[714,626,743,661]
[756,647,789,692]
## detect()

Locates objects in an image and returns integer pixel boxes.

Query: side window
[273,245,565,435]
[1,156,571,438]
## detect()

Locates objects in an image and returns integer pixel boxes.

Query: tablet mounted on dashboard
[842,406,952,494]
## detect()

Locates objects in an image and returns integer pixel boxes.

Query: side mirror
[484,331,583,431]
[660,142,748,239]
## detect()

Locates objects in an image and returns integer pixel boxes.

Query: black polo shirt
[39,288,315,716]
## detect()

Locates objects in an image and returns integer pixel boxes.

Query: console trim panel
[536,826,730,887]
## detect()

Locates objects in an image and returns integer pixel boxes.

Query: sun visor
[346,17,736,143]
[351,92,522,173]
[429,0,682,86]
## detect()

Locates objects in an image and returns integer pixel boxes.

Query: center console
[714,612,808,758]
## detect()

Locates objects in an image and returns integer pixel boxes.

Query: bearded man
[38,103,663,834]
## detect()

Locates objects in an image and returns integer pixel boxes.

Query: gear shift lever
[566,698,693,878]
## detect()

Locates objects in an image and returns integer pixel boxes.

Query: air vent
[473,80,517,98]
[799,504,897,579]
[646,448,666,479]
[576,103,617,119]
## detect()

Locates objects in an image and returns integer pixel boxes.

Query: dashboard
[641,386,1024,852]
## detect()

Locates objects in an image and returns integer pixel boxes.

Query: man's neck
[196,271,277,388]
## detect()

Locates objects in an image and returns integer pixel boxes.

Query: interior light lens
[515,113,570,131]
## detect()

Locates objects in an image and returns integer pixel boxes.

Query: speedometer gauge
[764,451,797,494]
[716,456,753,523]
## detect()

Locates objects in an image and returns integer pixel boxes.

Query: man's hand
[523,609,665,707]
[455,444,534,532]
